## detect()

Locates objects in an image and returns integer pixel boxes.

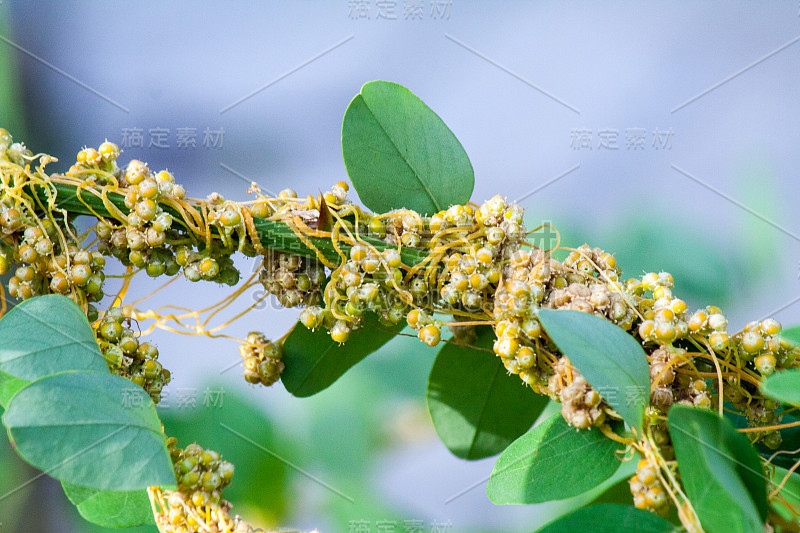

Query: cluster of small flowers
[553,246,635,326]
[69,139,124,186]
[300,244,409,344]
[93,154,184,277]
[321,180,350,207]
[433,197,523,312]
[634,273,693,346]
[239,331,284,386]
[633,279,797,446]
[156,440,253,533]
[300,195,527,346]
[8,225,106,311]
[492,244,626,395]
[205,192,245,235]
[259,250,325,308]
[726,318,794,447]
[97,308,171,403]
[735,318,795,375]
[548,358,613,429]
[78,148,237,286]
[629,459,669,515]
[176,243,240,286]
[743,398,783,449]
[0,127,31,166]
[648,347,711,411]
[0,137,108,312]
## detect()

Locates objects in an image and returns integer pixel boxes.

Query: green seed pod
[126,229,147,251]
[138,179,159,199]
[90,252,105,269]
[219,266,240,286]
[219,209,242,227]
[251,201,272,219]
[103,345,124,368]
[0,207,22,232]
[345,299,365,317]
[145,227,166,247]
[152,212,173,232]
[99,319,123,342]
[201,449,220,466]
[218,461,235,483]
[119,334,139,354]
[300,307,323,329]
[180,470,201,490]
[296,273,311,292]
[184,263,202,282]
[199,257,219,279]
[243,356,259,372]
[138,342,159,360]
[70,264,92,286]
[146,259,167,278]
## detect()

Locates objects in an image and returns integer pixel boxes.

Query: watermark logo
[122,386,226,410]
[570,127,674,151]
[348,0,452,21]
[348,518,453,532]
[119,127,225,150]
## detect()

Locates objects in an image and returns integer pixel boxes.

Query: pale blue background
[2,2,800,531]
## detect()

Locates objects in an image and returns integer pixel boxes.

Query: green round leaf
[282,315,403,397]
[0,295,108,405]
[537,308,649,432]
[761,368,800,406]
[779,324,800,346]
[487,414,623,504]
[427,326,548,460]
[62,481,155,528]
[536,503,678,533]
[2,371,175,491]
[668,405,767,533]
[342,80,474,215]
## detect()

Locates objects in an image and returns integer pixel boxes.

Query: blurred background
[1,1,799,532]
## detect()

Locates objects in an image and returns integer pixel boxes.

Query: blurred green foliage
[0,12,25,140]
[539,213,746,310]
[160,389,290,528]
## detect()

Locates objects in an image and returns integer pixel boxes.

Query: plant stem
[30,180,429,267]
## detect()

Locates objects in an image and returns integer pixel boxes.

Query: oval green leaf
[487,413,623,504]
[537,308,649,431]
[62,481,155,528]
[0,295,108,405]
[281,315,403,397]
[668,405,767,533]
[342,80,474,215]
[536,503,678,533]
[761,368,800,406]
[3,371,175,491]
[427,326,549,460]
[779,324,800,346]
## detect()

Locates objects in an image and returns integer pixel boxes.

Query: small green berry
[100,320,123,342]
